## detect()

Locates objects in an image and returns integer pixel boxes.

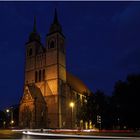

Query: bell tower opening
[49,40,55,49]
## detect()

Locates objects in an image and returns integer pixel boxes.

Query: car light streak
[22,131,134,139]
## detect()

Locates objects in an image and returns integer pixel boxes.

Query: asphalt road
[0,129,139,139]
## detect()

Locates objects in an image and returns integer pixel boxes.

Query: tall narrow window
[35,71,38,82]
[39,70,41,82]
[29,48,32,56]
[43,69,45,80]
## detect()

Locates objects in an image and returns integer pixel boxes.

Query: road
[0,129,139,139]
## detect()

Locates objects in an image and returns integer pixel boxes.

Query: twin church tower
[19,9,90,129]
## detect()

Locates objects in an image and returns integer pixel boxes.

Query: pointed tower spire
[28,16,40,42]
[49,8,62,33]
[53,8,59,24]
[33,16,37,32]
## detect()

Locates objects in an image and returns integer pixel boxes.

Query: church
[19,9,91,129]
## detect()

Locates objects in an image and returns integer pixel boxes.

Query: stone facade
[19,10,90,129]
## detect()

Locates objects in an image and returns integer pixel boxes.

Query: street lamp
[6,109,10,113]
[69,102,74,129]
[10,120,14,128]
[70,102,74,108]
[6,107,14,127]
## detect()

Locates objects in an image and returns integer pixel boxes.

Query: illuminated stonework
[19,10,90,129]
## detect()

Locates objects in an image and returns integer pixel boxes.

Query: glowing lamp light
[69,102,74,108]
[11,120,14,124]
[6,109,10,113]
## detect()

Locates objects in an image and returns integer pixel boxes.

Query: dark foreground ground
[0,129,140,139]
[0,130,22,139]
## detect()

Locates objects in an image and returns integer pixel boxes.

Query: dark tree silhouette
[111,74,140,130]
[0,110,6,128]
[77,91,110,129]
[77,74,140,130]
[92,90,110,129]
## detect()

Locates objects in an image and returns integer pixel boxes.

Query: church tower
[19,17,47,129]
[45,9,66,128]
[25,17,41,84]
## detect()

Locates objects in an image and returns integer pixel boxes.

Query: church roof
[66,72,91,95]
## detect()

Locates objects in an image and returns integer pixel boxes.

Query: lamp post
[117,117,120,129]
[69,102,74,129]
[6,108,14,127]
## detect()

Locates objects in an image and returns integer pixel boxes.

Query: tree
[92,90,111,129]
[0,110,6,128]
[77,91,110,129]
[112,74,140,130]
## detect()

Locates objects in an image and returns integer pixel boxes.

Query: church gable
[21,86,33,103]
[21,84,45,104]
[20,84,47,128]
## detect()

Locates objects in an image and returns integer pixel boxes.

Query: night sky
[0,1,140,110]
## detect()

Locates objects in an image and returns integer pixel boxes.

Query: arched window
[39,70,41,82]
[29,48,32,56]
[49,41,55,49]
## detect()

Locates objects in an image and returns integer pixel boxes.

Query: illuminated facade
[19,10,90,129]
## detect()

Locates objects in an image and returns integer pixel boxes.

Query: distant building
[19,9,91,129]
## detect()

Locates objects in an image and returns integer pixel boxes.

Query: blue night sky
[0,1,140,109]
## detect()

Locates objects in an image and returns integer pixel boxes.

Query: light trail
[22,131,135,139]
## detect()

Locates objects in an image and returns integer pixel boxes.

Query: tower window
[43,69,45,80]
[49,41,55,49]
[35,71,38,82]
[29,48,32,56]
[39,70,41,82]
